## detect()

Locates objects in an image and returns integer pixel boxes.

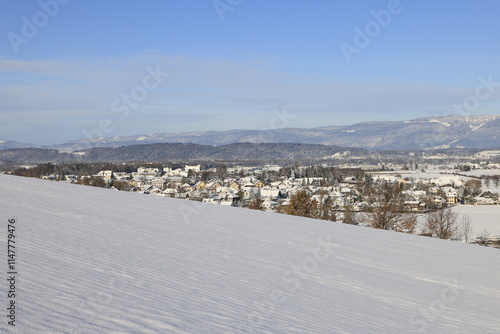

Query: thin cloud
[2,53,500,144]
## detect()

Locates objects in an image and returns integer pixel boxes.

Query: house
[163,188,177,197]
[403,190,426,203]
[429,187,440,195]
[262,198,279,211]
[170,168,188,177]
[152,178,168,190]
[264,165,281,172]
[243,182,256,189]
[205,180,223,192]
[185,165,201,173]
[128,179,141,189]
[218,192,240,206]
[270,181,288,189]
[137,167,161,176]
[479,191,497,199]
[229,180,240,191]
[260,187,280,200]
[174,192,189,199]
[446,191,458,205]
[404,200,428,212]
[97,170,113,180]
[114,172,131,181]
[180,183,193,192]
[150,187,163,196]
[239,189,253,199]
[165,177,184,187]
[340,187,352,195]
[433,196,447,208]
[65,175,77,182]
[253,180,265,189]
[194,181,206,189]
[474,191,497,205]
[189,190,208,201]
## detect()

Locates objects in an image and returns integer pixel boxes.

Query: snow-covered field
[415,205,500,238]
[453,205,500,236]
[1,175,500,333]
[460,170,500,177]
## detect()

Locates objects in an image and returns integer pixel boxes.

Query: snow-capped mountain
[46,115,500,151]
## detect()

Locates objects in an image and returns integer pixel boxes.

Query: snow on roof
[1,174,500,333]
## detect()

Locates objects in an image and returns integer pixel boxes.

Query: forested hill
[0,143,367,163]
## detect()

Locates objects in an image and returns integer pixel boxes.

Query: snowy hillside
[1,175,500,333]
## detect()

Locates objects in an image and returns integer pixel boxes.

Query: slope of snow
[469,123,485,131]
[1,175,500,333]
[428,119,451,127]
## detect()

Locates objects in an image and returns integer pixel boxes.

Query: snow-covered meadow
[453,205,500,236]
[0,175,499,333]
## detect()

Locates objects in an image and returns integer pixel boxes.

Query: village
[38,161,500,213]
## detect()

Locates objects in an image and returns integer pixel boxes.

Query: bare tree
[464,179,482,197]
[367,183,416,233]
[422,208,458,239]
[457,214,473,243]
[393,215,417,234]
[276,190,318,219]
[484,177,491,187]
[474,229,492,246]
[248,197,264,211]
[493,175,500,187]
[317,190,336,221]
[342,204,358,225]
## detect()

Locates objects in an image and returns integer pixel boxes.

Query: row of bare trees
[421,209,473,242]
[272,183,492,246]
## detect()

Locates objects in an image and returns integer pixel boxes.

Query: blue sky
[1,0,500,145]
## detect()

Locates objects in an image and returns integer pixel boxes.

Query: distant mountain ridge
[0,140,38,150]
[2,115,500,151]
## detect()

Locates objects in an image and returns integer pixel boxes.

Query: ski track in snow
[0,175,500,333]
